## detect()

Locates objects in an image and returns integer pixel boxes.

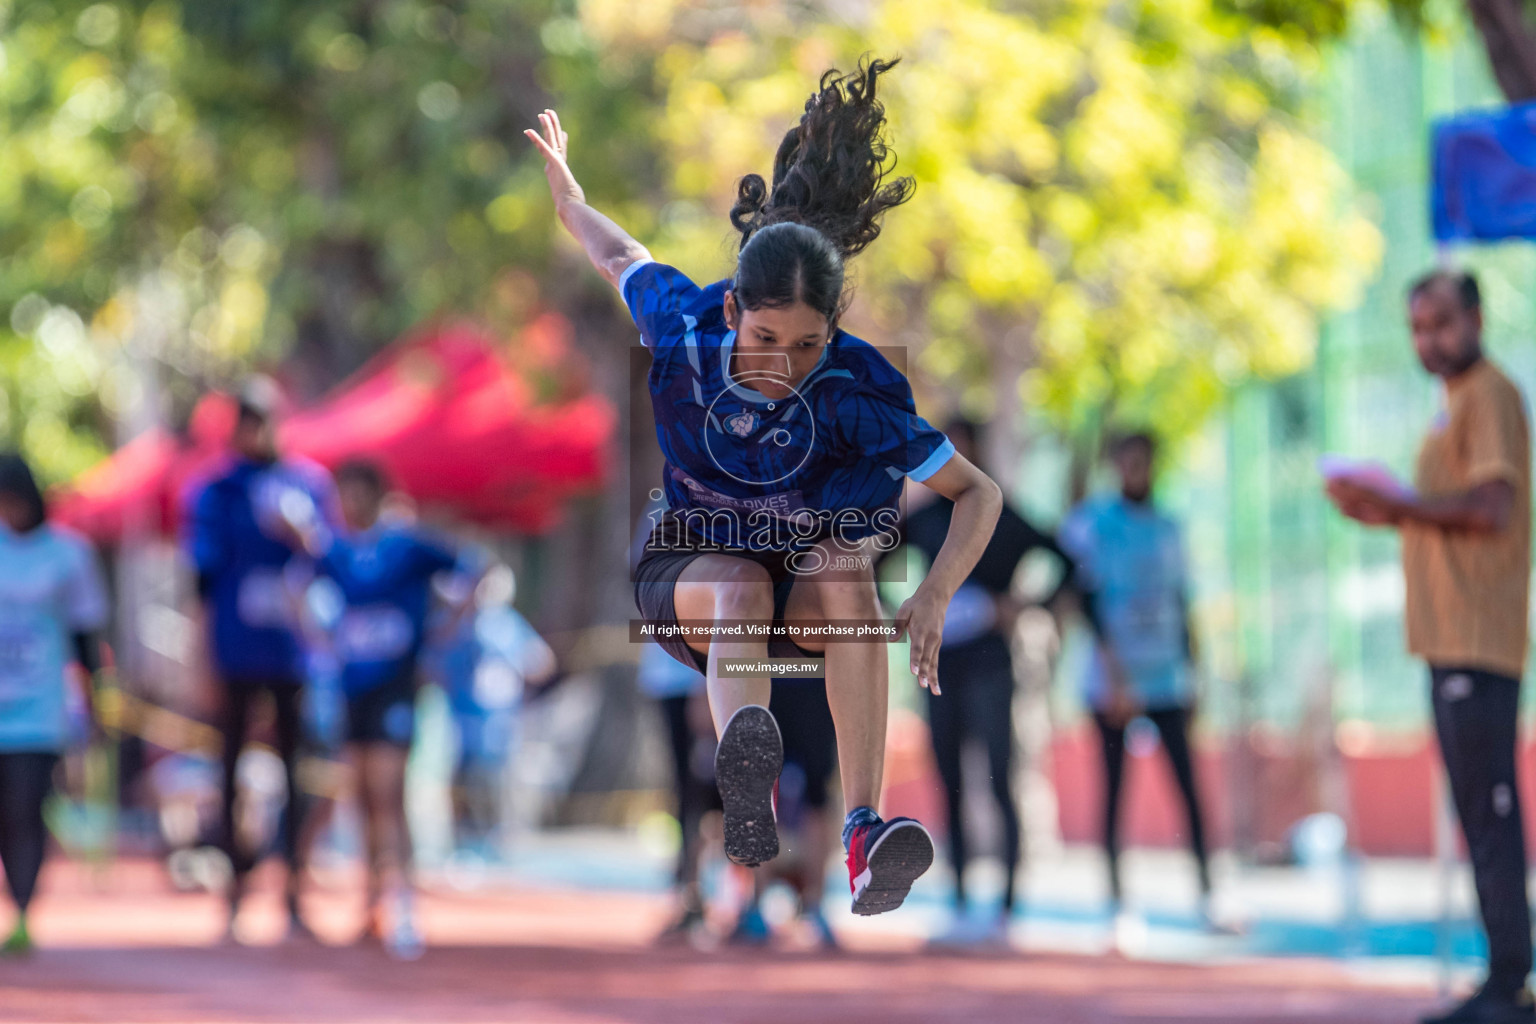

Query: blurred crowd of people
[10,271,1525,1024]
[0,383,1222,961]
[15,302,1519,989]
[639,415,1216,952]
[0,381,555,960]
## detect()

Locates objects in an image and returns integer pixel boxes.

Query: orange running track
[0,858,1443,1023]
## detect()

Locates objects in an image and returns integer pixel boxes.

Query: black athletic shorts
[770,678,837,814]
[634,510,822,672]
[344,660,419,748]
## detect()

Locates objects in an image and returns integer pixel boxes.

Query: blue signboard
[1433,100,1536,242]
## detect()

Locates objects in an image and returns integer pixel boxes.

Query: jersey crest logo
[723,410,758,438]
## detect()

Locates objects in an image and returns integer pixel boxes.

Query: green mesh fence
[1028,8,1536,733]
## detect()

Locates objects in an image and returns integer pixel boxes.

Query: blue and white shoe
[845,816,934,916]
[802,906,838,950]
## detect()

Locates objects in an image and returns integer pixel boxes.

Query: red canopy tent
[52,392,239,541]
[54,316,614,541]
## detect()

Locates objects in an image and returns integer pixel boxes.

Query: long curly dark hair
[728,57,914,321]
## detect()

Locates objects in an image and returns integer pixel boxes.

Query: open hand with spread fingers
[523,108,585,208]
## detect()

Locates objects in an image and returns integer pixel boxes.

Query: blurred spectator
[0,452,109,955]
[631,499,717,942]
[1062,431,1212,933]
[1326,270,1534,1024]
[637,640,716,943]
[731,678,840,951]
[424,561,555,859]
[905,417,1074,947]
[287,458,482,960]
[182,377,338,940]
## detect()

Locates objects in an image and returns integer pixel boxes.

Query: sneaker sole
[715,705,782,867]
[852,821,934,916]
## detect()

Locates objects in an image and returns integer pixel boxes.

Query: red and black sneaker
[845,816,934,916]
[714,704,783,867]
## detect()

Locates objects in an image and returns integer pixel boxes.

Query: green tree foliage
[1223,0,1536,103]
[597,0,1381,475]
[0,0,657,483]
[1,0,1385,490]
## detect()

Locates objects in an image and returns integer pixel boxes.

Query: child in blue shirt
[288,459,479,960]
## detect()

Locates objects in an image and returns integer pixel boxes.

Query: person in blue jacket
[287,458,479,960]
[183,378,338,940]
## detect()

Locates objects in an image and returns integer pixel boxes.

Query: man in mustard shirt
[1327,270,1533,1024]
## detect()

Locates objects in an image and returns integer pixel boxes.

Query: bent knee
[809,575,881,617]
[711,560,775,618]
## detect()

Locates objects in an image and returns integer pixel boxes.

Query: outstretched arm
[524,109,650,289]
[894,454,1002,694]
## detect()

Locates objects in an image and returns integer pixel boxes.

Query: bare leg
[376,745,413,897]
[673,555,775,737]
[347,744,385,931]
[784,540,887,812]
[352,742,414,950]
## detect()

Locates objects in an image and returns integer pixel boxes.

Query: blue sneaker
[728,903,771,946]
[845,816,934,916]
[802,907,838,950]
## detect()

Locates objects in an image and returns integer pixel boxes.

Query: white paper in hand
[1316,455,1414,499]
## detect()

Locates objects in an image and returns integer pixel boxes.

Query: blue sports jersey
[316,523,460,696]
[184,457,338,684]
[622,260,954,551]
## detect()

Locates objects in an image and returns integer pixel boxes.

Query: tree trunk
[986,318,1034,497]
[1466,0,1536,102]
[531,285,649,665]
[1065,426,1100,508]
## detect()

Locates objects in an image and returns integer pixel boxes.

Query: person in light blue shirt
[1061,431,1211,921]
[0,453,109,956]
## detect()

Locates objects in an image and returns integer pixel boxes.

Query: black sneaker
[1422,986,1536,1024]
[714,705,782,867]
[653,904,706,946]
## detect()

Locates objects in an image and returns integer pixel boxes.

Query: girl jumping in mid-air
[527,58,1002,915]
